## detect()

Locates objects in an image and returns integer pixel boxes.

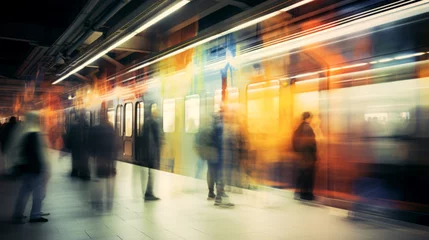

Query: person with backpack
[293,112,317,201]
[194,120,218,200]
[199,110,234,207]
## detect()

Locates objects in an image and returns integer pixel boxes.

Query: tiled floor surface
[0,150,428,240]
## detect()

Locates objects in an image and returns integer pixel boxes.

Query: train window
[136,102,144,136]
[107,108,115,126]
[116,105,123,136]
[163,99,175,133]
[214,88,239,112]
[124,103,133,137]
[185,95,200,133]
[247,80,280,133]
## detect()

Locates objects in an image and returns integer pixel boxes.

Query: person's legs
[79,156,91,180]
[307,162,316,199]
[215,170,225,201]
[301,162,315,200]
[145,168,160,200]
[30,175,46,220]
[13,175,33,218]
[207,163,216,199]
[295,165,304,199]
[146,168,154,196]
[71,154,79,177]
[214,164,234,206]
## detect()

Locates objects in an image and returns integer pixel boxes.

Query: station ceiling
[0,0,279,116]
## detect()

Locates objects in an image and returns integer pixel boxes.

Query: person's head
[9,116,17,124]
[302,112,312,123]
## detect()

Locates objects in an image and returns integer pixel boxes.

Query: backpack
[292,123,304,152]
[194,126,218,163]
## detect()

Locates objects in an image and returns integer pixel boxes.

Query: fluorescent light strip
[53,0,190,84]
[189,0,423,78]
[239,0,412,56]
[293,71,323,78]
[240,1,429,62]
[341,62,368,69]
[394,52,425,60]
[378,58,393,63]
[294,52,428,84]
[126,0,313,73]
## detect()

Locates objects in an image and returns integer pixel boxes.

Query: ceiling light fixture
[52,0,191,85]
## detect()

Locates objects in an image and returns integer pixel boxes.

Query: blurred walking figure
[194,121,218,200]
[141,108,162,201]
[293,112,318,201]
[212,108,234,207]
[66,112,90,180]
[0,116,18,170]
[90,117,117,211]
[12,112,50,223]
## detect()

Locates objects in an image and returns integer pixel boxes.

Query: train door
[135,101,144,163]
[183,94,201,177]
[115,104,123,159]
[162,99,178,173]
[292,75,328,197]
[246,80,281,187]
[122,102,134,162]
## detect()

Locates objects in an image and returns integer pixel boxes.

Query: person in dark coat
[294,112,318,201]
[141,109,163,201]
[12,112,50,223]
[90,117,117,211]
[0,116,17,153]
[66,113,90,180]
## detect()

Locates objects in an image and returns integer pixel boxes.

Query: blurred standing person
[141,109,163,201]
[90,117,117,211]
[0,116,18,170]
[66,112,90,180]
[194,120,217,200]
[293,112,318,201]
[213,108,234,207]
[11,112,50,223]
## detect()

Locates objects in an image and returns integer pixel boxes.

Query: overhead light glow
[341,62,368,69]
[240,1,429,64]
[126,0,313,73]
[378,58,393,63]
[394,52,425,60]
[293,71,323,78]
[52,0,190,84]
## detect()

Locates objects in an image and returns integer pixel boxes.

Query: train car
[63,0,429,219]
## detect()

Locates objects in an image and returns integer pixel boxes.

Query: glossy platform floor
[0,150,428,240]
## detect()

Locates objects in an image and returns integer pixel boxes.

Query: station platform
[1,150,429,240]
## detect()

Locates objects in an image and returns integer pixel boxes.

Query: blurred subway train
[51,0,429,223]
